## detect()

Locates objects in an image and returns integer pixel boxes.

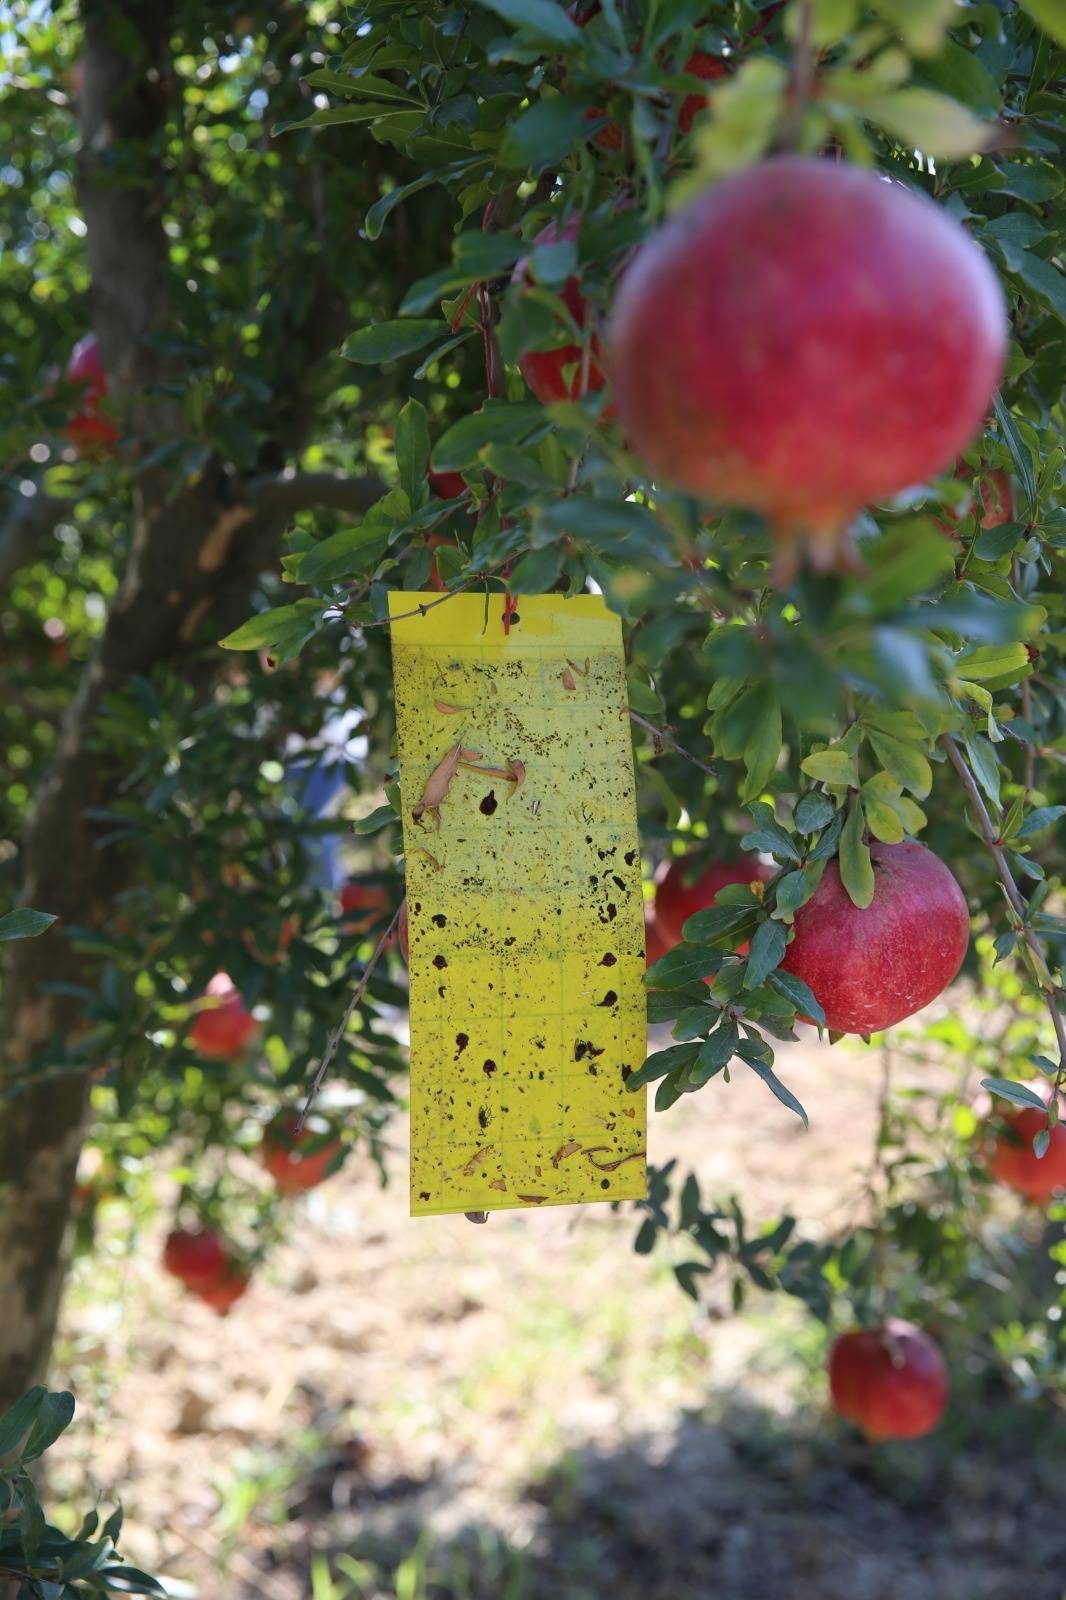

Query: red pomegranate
[609,157,1008,571]
[779,841,968,1034]
[936,461,1013,538]
[163,1227,227,1287]
[428,470,467,500]
[513,217,609,408]
[829,1319,949,1441]
[194,1263,250,1315]
[984,1085,1066,1204]
[644,902,670,967]
[653,855,771,946]
[397,898,409,963]
[260,1112,344,1195]
[188,971,260,1061]
[64,333,119,454]
[426,531,454,593]
[339,881,390,934]
[677,51,729,135]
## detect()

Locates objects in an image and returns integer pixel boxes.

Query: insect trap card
[389,592,648,1217]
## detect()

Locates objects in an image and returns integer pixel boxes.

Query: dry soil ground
[50,1023,1066,1600]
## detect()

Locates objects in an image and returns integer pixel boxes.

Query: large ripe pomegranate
[428,470,466,500]
[779,841,968,1034]
[653,855,771,946]
[829,1319,949,1441]
[609,157,1008,571]
[188,971,260,1061]
[984,1085,1066,1204]
[260,1112,344,1195]
[64,333,119,454]
[513,217,609,408]
[163,1227,227,1287]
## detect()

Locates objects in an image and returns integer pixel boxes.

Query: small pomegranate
[609,157,1008,572]
[425,531,454,593]
[260,1112,344,1195]
[653,855,771,946]
[163,1227,227,1287]
[984,1085,1066,1204]
[428,470,466,500]
[779,841,968,1035]
[677,51,728,135]
[829,1320,949,1441]
[936,460,1013,538]
[188,972,260,1061]
[513,217,609,408]
[194,1263,250,1315]
[64,333,118,455]
[338,881,391,934]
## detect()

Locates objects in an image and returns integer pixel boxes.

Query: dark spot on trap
[433,954,448,970]
[483,1059,497,1075]
[479,791,498,816]
[600,953,617,967]
[455,1032,469,1054]
[598,990,618,1007]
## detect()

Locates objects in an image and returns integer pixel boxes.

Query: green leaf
[474,0,582,45]
[772,870,813,918]
[794,791,836,834]
[981,1076,1050,1111]
[293,525,390,586]
[673,1004,717,1041]
[741,1055,809,1127]
[973,519,1026,562]
[1016,805,1066,839]
[992,393,1037,517]
[432,402,545,471]
[800,747,857,787]
[858,87,993,159]
[18,1480,45,1562]
[839,801,875,909]
[0,1388,47,1456]
[681,904,759,946]
[21,1390,75,1462]
[218,600,327,662]
[963,734,1001,810]
[1019,0,1066,47]
[0,909,57,942]
[741,829,800,862]
[365,173,439,240]
[272,103,394,136]
[500,96,592,172]
[353,806,398,836]
[302,69,423,106]
[743,919,787,989]
[956,641,1030,683]
[395,399,430,510]
[507,545,564,593]
[1033,1126,1051,1159]
[627,1043,699,1092]
[862,788,906,844]
[693,1017,740,1082]
[626,671,662,717]
[865,729,932,798]
[341,320,445,365]
[646,943,723,989]
[870,0,956,53]
[769,968,826,1027]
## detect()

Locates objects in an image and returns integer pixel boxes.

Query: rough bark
[0,3,382,1409]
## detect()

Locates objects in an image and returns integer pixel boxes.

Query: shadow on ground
[245,1388,1066,1600]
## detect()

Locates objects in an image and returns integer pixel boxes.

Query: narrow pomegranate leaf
[644,943,723,989]
[626,1043,698,1092]
[839,801,875,909]
[693,1018,739,1082]
[1033,1128,1051,1159]
[738,1051,809,1129]
[981,1076,1049,1111]
[743,918,787,989]
[769,969,826,1030]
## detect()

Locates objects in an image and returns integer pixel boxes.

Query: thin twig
[941,734,1066,1093]
[297,903,403,1131]
[1011,557,1036,801]
[628,709,718,777]
[350,565,512,629]
[778,0,815,152]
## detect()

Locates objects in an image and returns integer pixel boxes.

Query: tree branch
[941,733,1066,1084]
[244,470,384,520]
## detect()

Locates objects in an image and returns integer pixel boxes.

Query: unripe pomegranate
[188,972,260,1061]
[983,1085,1066,1204]
[338,881,390,934]
[428,470,466,500]
[513,218,609,408]
[194,1263,250,1315]
[828,1320,949,1441]
[163,1227,227,1287]
[64,333,119,454]
[653,855,771,946]
[260,1112,344,1195]
[609,157,1008,571]
[779,841,968,1035]
[397,898,409,963]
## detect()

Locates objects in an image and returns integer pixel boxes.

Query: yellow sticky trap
[389,592,648,1217]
